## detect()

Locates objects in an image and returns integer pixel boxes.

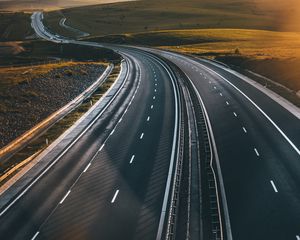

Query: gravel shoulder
[0,63,105,148]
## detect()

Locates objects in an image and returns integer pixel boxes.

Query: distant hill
[44,0,300,39]
[0,0,134,11]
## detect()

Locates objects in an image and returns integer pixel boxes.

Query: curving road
[0,11,299,240]
[0,41,180,239]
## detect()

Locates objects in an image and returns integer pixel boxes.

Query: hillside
[44,0,300,38]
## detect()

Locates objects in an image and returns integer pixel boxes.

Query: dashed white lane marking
[209,81,212,84]
[270,180,278,193]
[151,105,154,109]
[226,101,229,105]
[60,190,71,204]
[83,163,91,173]
[214,86,217,90]
[31,232,39,240]
[233,112,237,117]
[296,235,300,240]
[153,96,156,100]
[155,83,157,86]
[111,190,119,203]
[140,133,144,139]
[99,144,105,151]
[254,148,260,157]
[220,93,223,96]
[130,155,135,164]
[147,116,150,121]
[155,89,157,92]
[242,127,247,133]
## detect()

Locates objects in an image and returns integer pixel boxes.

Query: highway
[151,49,300,240]
[0,10,299,240]
[0,31,180,239]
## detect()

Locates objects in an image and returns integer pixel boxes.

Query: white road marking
[130,155,135,164]
[31,232,39,240]
[270,180,278,193]
[99,144,105,151]
[118,117,123,123]
[140,133,144,139]
[153,96,156,100]
[209,81,211,84]
[83,163,91,173]
[60,190,71,204]
[226,101,229,105]
[296,235,300,240]
[220,93,223,96]
[242,127,247,133]
[199,63,300,156]
[155,89,157,92]
[214,86,217,90]
[155,83,157,86]
[147,116,150,121]
[110,129,115,135]
[254,148,260,157]
[233,112,237,117]
[151,105,154,109]
[111,190,119,203]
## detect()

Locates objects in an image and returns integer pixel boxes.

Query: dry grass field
[0,61,103,91]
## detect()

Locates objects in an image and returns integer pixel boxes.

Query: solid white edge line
[129,155,135,164]
[270,180,278,193]
[111,189,119,203]
[83,163,91,173]
[31,231,39,240]
[59,190,71,204]
[110,129,115,136]
[197,61,300,156]
[99,144,105,151]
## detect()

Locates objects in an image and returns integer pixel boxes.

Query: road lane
[152,50,300,239]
